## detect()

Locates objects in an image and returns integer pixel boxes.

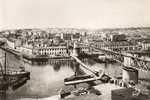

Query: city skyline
[0,0,150,29]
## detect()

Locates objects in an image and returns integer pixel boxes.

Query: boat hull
[0,72,30,91]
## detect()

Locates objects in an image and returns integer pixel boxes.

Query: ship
[0,52,30,90]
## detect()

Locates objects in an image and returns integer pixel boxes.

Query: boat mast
[0,61,4,77]
[4,52,7,80]
[20,51,25,69]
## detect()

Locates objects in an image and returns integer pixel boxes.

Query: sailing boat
[0,52,30,90]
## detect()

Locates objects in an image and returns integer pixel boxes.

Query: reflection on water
[53,63,61,72]
[0,77,30,100]
[1,49,150,100]
[0,90,6,100]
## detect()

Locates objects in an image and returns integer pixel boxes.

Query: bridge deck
[65,71,104,85]
[92,46,150,62]
[65,76,101,85]
[71,55,98,75]
[66,55,105,85]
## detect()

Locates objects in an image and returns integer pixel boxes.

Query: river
[0,49,150,100]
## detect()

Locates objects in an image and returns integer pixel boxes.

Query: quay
[0,45,71,63]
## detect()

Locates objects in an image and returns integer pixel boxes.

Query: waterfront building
[138,39,150,51]
[19,44,89,57]
[33,46,69,56]
[94,41,139,51]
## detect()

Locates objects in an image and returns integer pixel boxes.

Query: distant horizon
[1,26,150,31]
[1,24,150,31]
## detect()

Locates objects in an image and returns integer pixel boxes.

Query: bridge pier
[72,42,80,57]
[122,53,138,84]
[122,67,138,84]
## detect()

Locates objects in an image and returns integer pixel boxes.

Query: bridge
[88,43,150,72]
[1,40,150,85]
[73,42,150,72]
[68,42,150,85]
[65,54,106,85]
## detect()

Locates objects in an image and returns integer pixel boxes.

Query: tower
[72,42,80,57]
[122,53,138,84]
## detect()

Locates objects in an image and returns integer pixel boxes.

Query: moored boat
[0,52,30,90]
[2,69,30,79]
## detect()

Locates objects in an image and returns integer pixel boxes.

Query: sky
[0,0,150,29]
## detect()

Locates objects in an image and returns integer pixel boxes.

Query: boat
[64,74,94,82]
[0,52,30,90]
[12,77,29,90]
[2,68,30,79]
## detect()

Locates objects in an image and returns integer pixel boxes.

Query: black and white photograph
[0,0,150,100]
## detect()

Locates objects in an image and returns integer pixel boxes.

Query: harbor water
[0,49,150,100]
